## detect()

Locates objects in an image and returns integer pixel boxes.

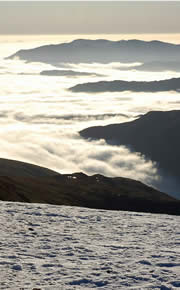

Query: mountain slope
[0,158,58,177]
[0,158,179,215]
[6,39,180,64]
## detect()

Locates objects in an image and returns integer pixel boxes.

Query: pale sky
[0,1,180,35]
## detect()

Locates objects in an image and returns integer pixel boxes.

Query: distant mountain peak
[6,38,180,64]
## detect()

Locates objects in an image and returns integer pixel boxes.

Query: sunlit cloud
[0,123,159,186]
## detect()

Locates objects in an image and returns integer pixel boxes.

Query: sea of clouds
[1,50,180,197]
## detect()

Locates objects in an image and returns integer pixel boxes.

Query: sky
[0,1,180,35]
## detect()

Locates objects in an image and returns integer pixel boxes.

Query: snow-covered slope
[0,201,179,289]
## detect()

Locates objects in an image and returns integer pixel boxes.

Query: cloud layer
[1,47,180,198]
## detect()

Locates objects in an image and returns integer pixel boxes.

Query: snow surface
[0,201,180,289]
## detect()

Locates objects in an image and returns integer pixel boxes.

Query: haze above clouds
[0,2,180,35]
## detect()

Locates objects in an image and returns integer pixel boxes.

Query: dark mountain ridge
[6,39,180,64]
[0,158,179,215]
[70,77,180,93]
[0,158,58,177]
[80,110,180,192]
[40,69,100,77]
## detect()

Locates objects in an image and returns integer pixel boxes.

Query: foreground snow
[0,201,179,289]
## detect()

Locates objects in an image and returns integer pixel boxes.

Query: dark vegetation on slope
[0,159,179,215]
[80,110,180,186]
[6,39,180,64]
[70,77,180,93]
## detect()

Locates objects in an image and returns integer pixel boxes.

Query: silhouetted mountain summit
[0,158,58,177]
[80,110,180,186]
[6,39,180,64]
[0,158,179,215]
[70,77,180,93]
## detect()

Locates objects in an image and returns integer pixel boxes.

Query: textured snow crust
[0,201,180,289]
